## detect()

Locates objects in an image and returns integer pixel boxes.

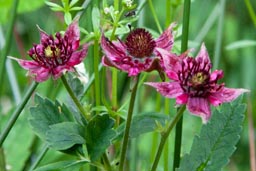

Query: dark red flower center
[28,32,72,68]
[125,28,156,58]
[178,57,223,97]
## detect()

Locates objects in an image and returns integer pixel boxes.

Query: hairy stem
[173,0,191,170]
[164,98,170,171]
[151,105,186,171]
[93,38,101,108]
[28,144,49,171]
[119,75,140,171]
[61,75,87,117]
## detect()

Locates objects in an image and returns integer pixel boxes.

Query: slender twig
[119,75,140,171]
[0,82,38,147]
[173,0,191,170]
[28,144,49,171]
[0,0,19,91]
[151,105,186,171]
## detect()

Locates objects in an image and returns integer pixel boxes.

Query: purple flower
[101,23,179,77]
[13,19,88,82]
[145,44,249,123]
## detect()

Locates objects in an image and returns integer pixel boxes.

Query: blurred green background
[0,0,255,170]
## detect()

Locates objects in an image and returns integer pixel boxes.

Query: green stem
[93,38,101,108]
[151,105,186,171]
[110,0,121,112]
[150,93,161,163]
[112,68,118,110]
[173,0,190,170]
[172,116,183,170]
[164,98,170,171]
[110,8,125,40]
[28,144,49,171]
[180,0,191,53]
[61,75,87,116]
[0,148,6,171]
[148,0,163,33]
[244,0,256,27]
[0,0,19,91]
[213,0,226,69]
[0,82,38,147]
[102,152,112,171]
[119,75,140,171]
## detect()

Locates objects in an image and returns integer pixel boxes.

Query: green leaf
[70,0,80,7]
[92,6,100,32]
[29,94,74,140]
[85,114,116,161]
[70,6,84,11]
[177,99,246,171]
[116,112,168,139]
[67,73,85,100]
[34,159,89,171]
[64,12,72,25]
[46,122,85,150]
[45,1,64,11]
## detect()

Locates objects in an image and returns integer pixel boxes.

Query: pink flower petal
[52,66,74,80]
[101,35,126,61]
[176,93,189,104]
[101,56,115,67]
[145,82,183,98]
[128,67,140,76]
[196,43,210,63]
[29,67,50,82]
[208,87,249,106]
[67,44,88,66]
[36,26,50,44]
[210,70,224,81]
[187,97,211,123]
[155,22,176,51]
[154,47,181,72]
[18,59,41,70]
[65,18,80,42]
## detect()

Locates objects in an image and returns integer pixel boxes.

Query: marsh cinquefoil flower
[146,44,249,123]
[101,23,178,77]
[13,19,88,82]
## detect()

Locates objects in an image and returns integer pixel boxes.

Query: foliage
[178,98,246,171]
[0,0,254,171]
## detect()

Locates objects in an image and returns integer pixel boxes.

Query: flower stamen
[125,28,156,58]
